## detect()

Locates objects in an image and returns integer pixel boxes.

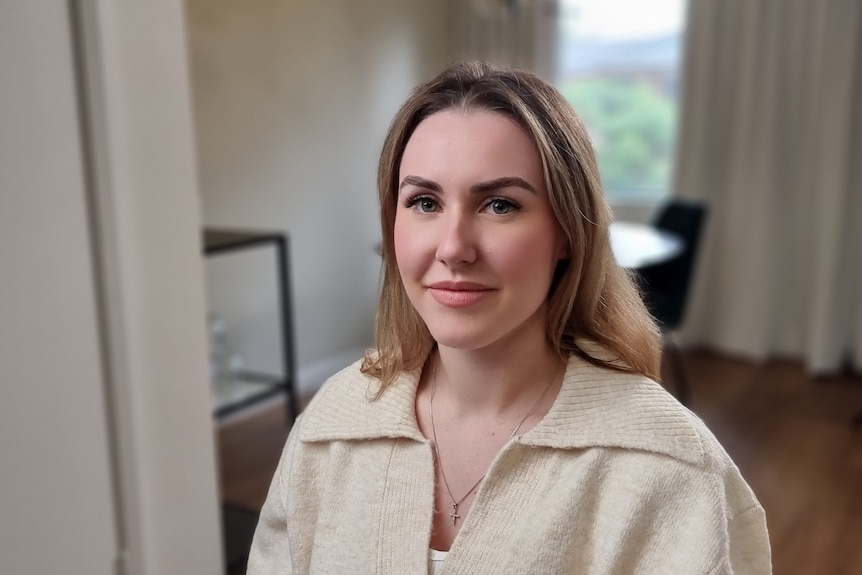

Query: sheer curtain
[449,0,560,82]
[675,0,862,373]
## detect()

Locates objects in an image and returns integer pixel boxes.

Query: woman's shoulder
[309,357,373,401]
[298,357,375,423]
[546,359,761,506]
[532,354,738,473]
[294,354,424,443]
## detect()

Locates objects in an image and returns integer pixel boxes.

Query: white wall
[186,0,451,396]
[77,0,223,572]
[1,1,223,573]
[0,3,118,573]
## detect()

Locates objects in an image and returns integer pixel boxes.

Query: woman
[248,62,771,574]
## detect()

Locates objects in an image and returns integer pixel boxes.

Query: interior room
[2,1,860,574]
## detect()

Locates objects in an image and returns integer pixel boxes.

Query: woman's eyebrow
[470,177,536,195]
[398,175,536,194]
[399,175,441,193]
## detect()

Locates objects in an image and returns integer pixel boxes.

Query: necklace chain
[428,359,557,526]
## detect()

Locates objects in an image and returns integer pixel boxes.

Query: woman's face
[394,110,566,353]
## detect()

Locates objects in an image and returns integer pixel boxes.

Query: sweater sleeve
[726,504,772,575]
[246,417,302,575]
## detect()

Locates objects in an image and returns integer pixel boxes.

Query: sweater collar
[299,349,705,466]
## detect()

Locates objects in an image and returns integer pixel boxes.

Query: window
[558,0,688,202]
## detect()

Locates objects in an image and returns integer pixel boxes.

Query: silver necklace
[428,361,557,526]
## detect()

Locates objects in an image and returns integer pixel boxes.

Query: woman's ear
[555,233,571,261]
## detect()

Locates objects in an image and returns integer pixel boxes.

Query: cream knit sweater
[248,353,771,574]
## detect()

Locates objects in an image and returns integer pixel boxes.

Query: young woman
[248,62,771,574]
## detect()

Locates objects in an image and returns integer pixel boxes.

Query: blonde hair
[362,61,661,389]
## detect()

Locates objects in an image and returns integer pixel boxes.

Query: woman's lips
[427,282,493,307]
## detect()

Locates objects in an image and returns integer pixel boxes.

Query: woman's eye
[487,199,517,215]
[406,196,438,213]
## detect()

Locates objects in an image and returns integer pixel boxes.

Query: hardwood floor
[675,351,862,575]
[218,402,292,511]
[218,349,862,574]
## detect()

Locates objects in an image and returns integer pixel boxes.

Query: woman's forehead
[398,110,542,187]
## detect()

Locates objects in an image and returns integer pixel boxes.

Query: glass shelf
[211,373,285,418]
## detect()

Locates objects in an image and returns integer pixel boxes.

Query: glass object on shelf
[208,312,245,385]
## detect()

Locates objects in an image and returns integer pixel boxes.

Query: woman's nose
[435,211,477,267]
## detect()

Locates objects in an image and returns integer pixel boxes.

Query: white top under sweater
[248,346,772,574]
[428,549,447,574]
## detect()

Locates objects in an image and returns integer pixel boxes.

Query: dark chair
[636,199,708,405]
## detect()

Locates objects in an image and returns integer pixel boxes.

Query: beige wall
[186,0,451,396]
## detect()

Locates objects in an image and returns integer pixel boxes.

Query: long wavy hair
[362,61,661,390]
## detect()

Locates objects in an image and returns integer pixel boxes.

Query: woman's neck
[432,339,564,416]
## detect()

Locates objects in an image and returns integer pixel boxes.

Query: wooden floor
[218,349,862,574]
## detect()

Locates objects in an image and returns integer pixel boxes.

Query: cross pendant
[449,503,461,525]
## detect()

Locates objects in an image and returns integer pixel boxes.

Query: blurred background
[1,1,860,574]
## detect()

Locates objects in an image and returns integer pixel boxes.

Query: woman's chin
[428,328,512,354]
[429,331,490,352]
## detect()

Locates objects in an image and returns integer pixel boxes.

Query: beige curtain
[675,0,862,373]
[449,0,560,82]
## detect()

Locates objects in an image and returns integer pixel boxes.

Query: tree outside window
[559,0,687,201]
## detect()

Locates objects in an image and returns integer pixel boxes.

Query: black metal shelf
[203,228,299,423]
[202,227,298,573]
